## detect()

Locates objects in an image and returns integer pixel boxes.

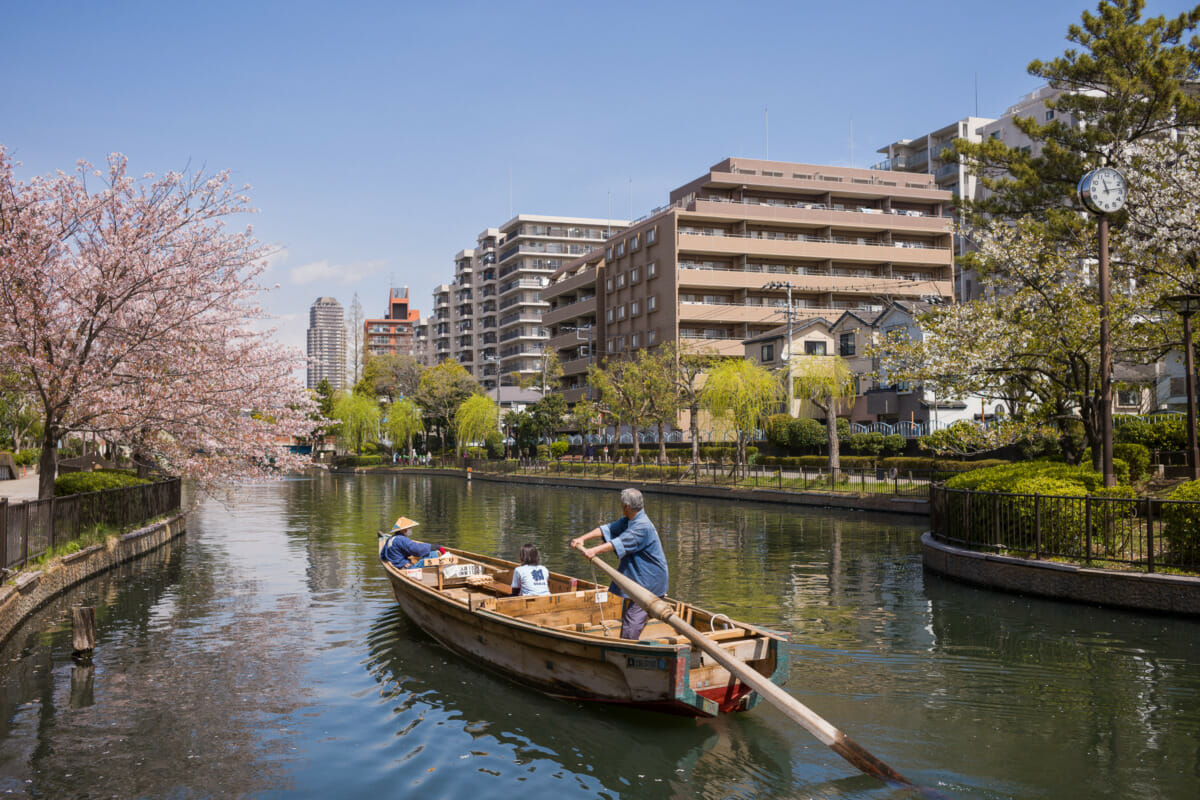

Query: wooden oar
[574,545,947,798]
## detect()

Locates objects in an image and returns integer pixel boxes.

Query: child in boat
[511,543,550,596]
[380,517,445,567]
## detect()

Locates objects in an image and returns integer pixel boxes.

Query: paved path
[0,473,40,502]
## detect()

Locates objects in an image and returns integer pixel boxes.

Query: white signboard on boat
[442,563,485,580]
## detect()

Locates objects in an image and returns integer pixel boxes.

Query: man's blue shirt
[600,510,668,598]
[381,533,431,566]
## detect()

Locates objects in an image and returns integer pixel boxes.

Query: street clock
[1078,166,1128,215]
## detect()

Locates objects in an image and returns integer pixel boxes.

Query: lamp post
[1078,165,1128,488]
[1165,293,1200,481]
[763,281,794,414]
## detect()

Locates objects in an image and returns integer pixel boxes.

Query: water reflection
[0,473,1196,799]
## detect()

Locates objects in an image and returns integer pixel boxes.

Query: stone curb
[921,531,1200,616]
[331,466,931,517]
[0,512,188,647]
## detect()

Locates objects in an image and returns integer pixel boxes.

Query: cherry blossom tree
[0,148,313,499]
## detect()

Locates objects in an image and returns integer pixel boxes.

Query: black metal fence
[467,458,934,500]
[0,478,182,572]
[930,485,1200,573]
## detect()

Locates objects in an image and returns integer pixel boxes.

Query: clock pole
[1098,211,1114,488]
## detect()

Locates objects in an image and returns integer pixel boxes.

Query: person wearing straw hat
[379,516,445,568]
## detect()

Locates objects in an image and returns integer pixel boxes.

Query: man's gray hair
[620,487,644,511]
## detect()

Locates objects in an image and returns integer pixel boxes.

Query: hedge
[54,470,151,496]
[335,455,384,467]
[1162,480,1200,563]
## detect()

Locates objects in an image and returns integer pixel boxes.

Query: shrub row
[54,470,150,496]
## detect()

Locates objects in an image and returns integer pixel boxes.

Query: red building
[365,287,424,358]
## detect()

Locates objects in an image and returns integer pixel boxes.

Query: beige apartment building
[543,157,954,405]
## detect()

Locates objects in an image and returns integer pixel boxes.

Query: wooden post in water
[72,606,96,658]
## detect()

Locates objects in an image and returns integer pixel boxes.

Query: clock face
[1080,167,1127,214]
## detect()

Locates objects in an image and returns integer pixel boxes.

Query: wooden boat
[378,543,789,717]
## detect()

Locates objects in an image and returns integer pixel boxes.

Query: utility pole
[763,281,794,414]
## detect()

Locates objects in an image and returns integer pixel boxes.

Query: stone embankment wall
[922,532,1200,616]
[334,467,932,517]
[0,512,188,647]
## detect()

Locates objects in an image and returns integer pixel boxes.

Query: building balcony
[543,297,598,327]
[689,199,951,233]
[678,231,951,267]
[544,268,598,299]
[676,267,952,298]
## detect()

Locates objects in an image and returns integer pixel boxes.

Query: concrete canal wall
[0,512,188,647]
[335,466,933,517]
[922,532,1200,616]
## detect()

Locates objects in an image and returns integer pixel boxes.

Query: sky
[2,0,1194,358]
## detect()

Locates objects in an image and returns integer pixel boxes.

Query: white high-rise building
[307,296,346,391]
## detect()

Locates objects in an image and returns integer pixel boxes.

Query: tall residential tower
[306,296,346,391]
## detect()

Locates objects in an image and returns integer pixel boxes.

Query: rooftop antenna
[607,190,612,237]
[849,115,854,167]
[975,72,979,117]
[765,106,769,160]
[509,164,513,219]
[629,177,633,221]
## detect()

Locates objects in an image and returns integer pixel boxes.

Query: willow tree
[417,360,480,453]
[791,356,856,477]
[641,346,681,464]
[659,341,717,465]
[453,394,498,457]
[700,359,781,471]
[332,392,380,455]
[384,397,424,459]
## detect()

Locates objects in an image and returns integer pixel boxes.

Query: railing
[930,485,1200,574]
[0,478,183,573]
[677,227,952,251]
[467,459,933,500]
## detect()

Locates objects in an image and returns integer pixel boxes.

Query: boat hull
[380,547,788,717]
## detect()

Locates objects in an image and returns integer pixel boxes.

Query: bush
[1114,443,1150,482]
[1116,416,1187,451]
[55,470,151,496]
[551,439,570,459]
[1162,480,1200,563]
[882,434,907,456]
[787,418,826,449]
[484,430,504,459]
[536,444,550,460]
[945,461,1119,493]
[765,414,792,447]
[14,448,40,467]
[845,431,887,457]
[335,455,384,467]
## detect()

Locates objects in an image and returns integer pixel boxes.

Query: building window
[761,343,775,363]
[606,247,613,260]
[804,341,826,355]
[617,305,626,320]
[606,278,613,292]
[607,309,614,323]
[630,234,639,250]
[630,267,639,283]
[617,274,626,288]
[616,242,625,257]
[647,329,656,345]
[631,300,639,316]
[1117,389,1139,407]
[607,339,615,353]
[839,332,855,357]
[1045,109,1055,121]
[647,227,656,245]
[648,296,657,311]
[631,333,640,348]
[647,262,656,277]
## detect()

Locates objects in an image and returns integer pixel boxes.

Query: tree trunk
[823,405,841,480]
[37,427,59,500]
[690,402,700,464]
[657,421,667,464]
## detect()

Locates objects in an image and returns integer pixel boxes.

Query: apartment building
[543,248,605,403]
[306,296,346,391]
[435,217,626,392]
[363,286,424,360]
[601,157,954,360]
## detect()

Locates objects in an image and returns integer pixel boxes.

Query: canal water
[0,472,1197,799]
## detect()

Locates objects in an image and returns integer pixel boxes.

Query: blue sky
[2,0,1192,355]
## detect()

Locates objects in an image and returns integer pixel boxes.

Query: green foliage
[788,418,826,449]
[882,434,907,456]
[551,439,570,459]
[845,431,887,456]
[945,461,1121,493]
[332,392,381,454]
[836,418,850,438]
[13,448,39,467]
[334,454,384,467]
[765,414,792,447]
[536,444,550,459]
[54,470,150,496]
[484,429,504,459]
[1163,480,1200,562]
[1115,416,1188,451]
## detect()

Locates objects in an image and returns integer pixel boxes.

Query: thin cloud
[289,259,386,286]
